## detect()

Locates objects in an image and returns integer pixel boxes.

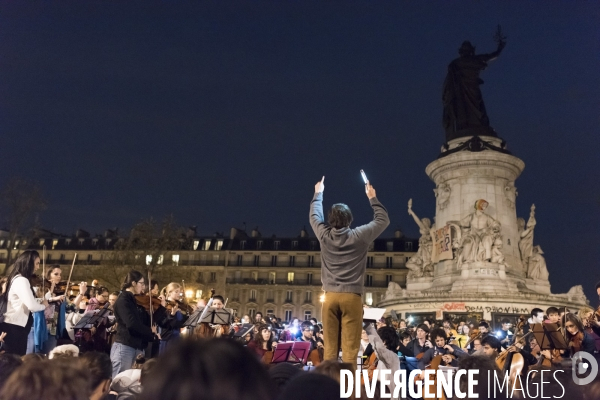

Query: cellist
[417,328,468,370]
[406,323,432,357]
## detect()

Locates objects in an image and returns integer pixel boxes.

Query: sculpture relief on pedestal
[434,183,451,210]
[518,204,536,272]
[405,199,434,279]
[450,199,502,270]
[528,245,549,281]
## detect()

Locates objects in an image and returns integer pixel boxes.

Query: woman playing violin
[563,313,596,356]
[156,282,189,354]
[35,265,87,354]
[110,270,167,378]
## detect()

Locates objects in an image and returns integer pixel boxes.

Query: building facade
[0,227,417,323]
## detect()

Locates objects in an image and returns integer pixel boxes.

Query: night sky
[1,2,599,300]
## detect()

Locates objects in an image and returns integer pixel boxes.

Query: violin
[165,299,194,316]
[30,275,83,297]
[134,294,163,312]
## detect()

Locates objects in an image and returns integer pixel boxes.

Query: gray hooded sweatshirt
[309,192,390,294]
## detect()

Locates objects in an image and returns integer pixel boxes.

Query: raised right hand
[365,182,376,199]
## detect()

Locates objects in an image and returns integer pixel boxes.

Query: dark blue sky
[1,1,599,299]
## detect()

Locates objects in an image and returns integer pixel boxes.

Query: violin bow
[41,245,46,298]
[148,269,153,327]
[65,253,77,297]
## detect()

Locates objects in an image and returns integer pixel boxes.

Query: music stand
[271,342,294,363]
[531,322,569,361]
[233,323,254,338]
[73,304,110,330]
[200,308,232,325]
[271,342,311,365]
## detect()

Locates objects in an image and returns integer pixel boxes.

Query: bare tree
[102,215,187,289]
[0,177,46,269]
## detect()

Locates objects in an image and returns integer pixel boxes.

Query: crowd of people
[0,181,599,399]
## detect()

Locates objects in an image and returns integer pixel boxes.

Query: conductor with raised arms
[309,174,390,369]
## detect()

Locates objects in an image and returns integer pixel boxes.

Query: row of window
[233,289,314,303]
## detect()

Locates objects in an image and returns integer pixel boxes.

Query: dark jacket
[406,338,427,356]
[417,345,469,369]
[309,192,389,294]
[157,310,188,342]
[114,291,167,350]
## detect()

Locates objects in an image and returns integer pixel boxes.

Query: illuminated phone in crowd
[360,169,368,184]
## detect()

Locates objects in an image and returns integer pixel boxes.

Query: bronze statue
[442,26,507,142]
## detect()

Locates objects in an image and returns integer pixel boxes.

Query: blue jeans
[110,342,144,378]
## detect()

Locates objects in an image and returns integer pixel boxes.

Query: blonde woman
[157,282,188,354]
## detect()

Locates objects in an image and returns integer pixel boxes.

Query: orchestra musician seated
[364,323,401,398]
[563,313,596,356]
[298,321,323,352]
[480,335,502,360]
[406,323,432,356]
[417,328,468,370]
[247,324,277,364]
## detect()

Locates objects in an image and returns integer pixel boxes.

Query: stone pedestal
[450,261,518,293]
[426,136,526,286]
[406,277,434,291]
[525,278,551,294]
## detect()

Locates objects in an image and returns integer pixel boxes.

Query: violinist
[442,319,458,339]
[0,250,48,356]
[478,320,491,339]
[149,280,160,296]
[86,286,109,312]
[546,307,560,324]
[417,328,468,369]
[37,265,87,354]
[83,286,114,353]
[110,270,167,378]
[406,323,432,356]
[156,282,189,354]
[298,321,323,353]
[563,313,596,357]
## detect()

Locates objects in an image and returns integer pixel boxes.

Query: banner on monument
[431,225,453,263]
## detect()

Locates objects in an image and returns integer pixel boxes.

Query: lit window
[305,291,312,302]
[172,254,180,266]
[215,240,223,251]
[78,238,84,245]
[365,292,373,306]
[157,255,164,265]
[269,272,276,284]
[287,272,294,283]
[38,239,44,246]
[196,289,202,298]
[193,240,199,250]
[252,271,258,281]
[52,239,58,249]
[146,255,152,265]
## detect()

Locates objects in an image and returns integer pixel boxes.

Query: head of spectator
[49,344,80,359]
[400,331,412,346]
[79,352,112,400]
[279,372,340,400]
[399,319,407,329]
[457,355,503,399]
[0,354,22,392]
[0,358,90,400]
[21,352,44,364]
[242,314,251,323]
[138,339,273,400]
[140,359,158,385]
[314,360,353,383]
[269,362,303,396]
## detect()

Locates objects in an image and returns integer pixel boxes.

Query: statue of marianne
[442,26,507,141]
